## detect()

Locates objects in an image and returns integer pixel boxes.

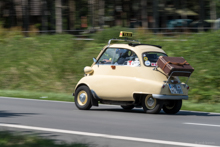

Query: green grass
[182,100,220,113]
[0,26,220,104]
[0,33,102,93]
[0,89,73,102]
[0,131,89,147]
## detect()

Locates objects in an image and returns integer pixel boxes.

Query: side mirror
[84,66,94,75]
[93,58,97,63]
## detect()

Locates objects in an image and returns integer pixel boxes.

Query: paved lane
[0,97,220,147]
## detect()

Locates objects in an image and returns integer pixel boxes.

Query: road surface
[0,97,220,147]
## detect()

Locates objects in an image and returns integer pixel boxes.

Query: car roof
[108,43,166,55]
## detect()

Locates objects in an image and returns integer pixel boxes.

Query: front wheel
[163,100,182,114]
[142,95,163,114]
[75,85,92,110]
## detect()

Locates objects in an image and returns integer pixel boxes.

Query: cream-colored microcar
[73,32,190,114]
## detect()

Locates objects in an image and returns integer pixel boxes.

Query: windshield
[142,52,167,67]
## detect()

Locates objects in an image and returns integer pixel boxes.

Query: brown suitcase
[157,56,194,77]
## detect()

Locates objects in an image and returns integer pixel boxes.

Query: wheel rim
[77,91,88,106]
[145,96,157,109]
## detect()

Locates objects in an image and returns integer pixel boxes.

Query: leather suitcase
[157,56,194,77]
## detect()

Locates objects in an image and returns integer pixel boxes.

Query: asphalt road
[0,97,220,147]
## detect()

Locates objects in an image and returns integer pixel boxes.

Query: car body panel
[75,43,189,101]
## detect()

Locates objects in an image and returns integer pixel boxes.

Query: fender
[91,89,102,106]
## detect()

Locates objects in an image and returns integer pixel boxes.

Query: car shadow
[90,108,145,114]
[90,108,220,116]
[0,110,38,118]
[173,110,220,116]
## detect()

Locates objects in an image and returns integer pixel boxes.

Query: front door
[91,48,141,101]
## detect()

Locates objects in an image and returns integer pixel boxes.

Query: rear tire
[142,95,163,114]
[121,105,134,110]
[163,100,182,114]
[75,86,92,110]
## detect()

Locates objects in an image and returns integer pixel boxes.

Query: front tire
[75,85,92,110]
[163,100,182,114]
[142,95,163,114]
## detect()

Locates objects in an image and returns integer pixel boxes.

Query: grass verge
[0,89,73,102]
[0,89,219,113]
[182,100,220,113]
[0,131,89,147]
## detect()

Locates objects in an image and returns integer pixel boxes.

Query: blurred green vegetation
[0,89,73,102]
[0,25,220,104]
[182,100,220,113]
[0,131,88,147]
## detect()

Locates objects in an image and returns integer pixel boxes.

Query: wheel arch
[133,93,151,106]
[75,83,90,92]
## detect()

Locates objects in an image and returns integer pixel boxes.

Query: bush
[0,27,220,103]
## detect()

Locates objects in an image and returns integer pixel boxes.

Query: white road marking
[184,122,220,128]
[0,123,218,147]
[0,96,74,104]
[0,96,120,107]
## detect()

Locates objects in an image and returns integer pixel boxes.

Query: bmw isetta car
[73,32,190,114]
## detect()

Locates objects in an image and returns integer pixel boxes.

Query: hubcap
[77,91,88,106]
[147,97,154,106]
[80,93,86,103]
[145,96,157,109]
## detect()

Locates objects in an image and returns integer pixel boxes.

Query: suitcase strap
[162,61,189,70]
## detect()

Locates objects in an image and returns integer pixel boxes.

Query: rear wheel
[121,105,134,110]
[163,100,182,114]
[142,95,163,114]
[75,86,92,110]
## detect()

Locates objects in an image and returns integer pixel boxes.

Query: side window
[143,52,167,67]
[97,48,140,66]
[114,49,140,66]
[97,48,116,64]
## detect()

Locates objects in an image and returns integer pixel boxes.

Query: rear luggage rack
[153,67,192,86]
[165,71,192,86]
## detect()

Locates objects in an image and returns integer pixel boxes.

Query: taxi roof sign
[119,31,133,37]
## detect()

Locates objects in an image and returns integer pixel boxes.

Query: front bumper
[152,94,188,100]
